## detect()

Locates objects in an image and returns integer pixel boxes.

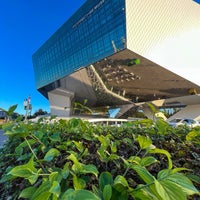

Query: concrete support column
[142,104,155,120]
[48,88,74,117]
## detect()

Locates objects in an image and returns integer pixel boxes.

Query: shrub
[0,118,199,199]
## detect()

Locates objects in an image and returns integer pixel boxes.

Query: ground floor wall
[48,88,74,117]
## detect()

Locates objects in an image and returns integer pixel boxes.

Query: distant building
[0,110,6,119]
[32,0,200,117]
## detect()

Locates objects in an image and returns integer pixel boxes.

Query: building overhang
[91,49,200,104]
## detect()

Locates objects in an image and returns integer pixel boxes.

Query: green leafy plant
[0,117,199,199]
[66,99,93,115]
[186,130,200,146]
[127,58,140,66]
[0,104,18,122]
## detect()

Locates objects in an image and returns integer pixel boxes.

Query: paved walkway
[0,130,7,148]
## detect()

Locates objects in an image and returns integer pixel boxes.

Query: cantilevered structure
[32,0,200,117]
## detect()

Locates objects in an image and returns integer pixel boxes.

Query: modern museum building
[32,0,200,118]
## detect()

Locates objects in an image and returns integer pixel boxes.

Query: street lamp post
[24,96,32,120]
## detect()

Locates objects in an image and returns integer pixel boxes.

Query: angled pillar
[167,104,200,121]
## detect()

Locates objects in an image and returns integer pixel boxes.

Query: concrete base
[48,88,74,117]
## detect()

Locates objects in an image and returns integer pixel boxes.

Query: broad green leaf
[68,118,82,129]
[28,172,39,185]
[157,169,171,179]
[99,172,113,191]
[155,179,187,200]
[111,187,129,200]
[171,168,191,174]
[68,153,84,174]
[131,165,155,184]
[131,187,159,200]
[73,175,86,190]
[98,135,110,147]
[108,153,119,161]
[166,173,199,196]
[81,164,99,177]
[62,162,70,179]
[9,157,39,184]
[103,184,112,200]
[15,139,36,155]
[7,104,18,115]
[0,167,15,183]
[32,191,51,200]
[148,148,172,169]
[155,119,170,134]
[140,156,158,167]
[81,148,89,157]
[137,135,152,150]
[154,179,174,200]
[49,181,60,197]
[121,157,130,168]
[158,168,191,180]
[19,187,36,199]
[186,130,200,141]
[34,131,44,140]
[122,137,133,144]
[17,152,32,161]
[31,181,51,200]
[60,189,74,200]
[97,147,109,163]
[73,141,84,152]
[110,141,117,153]
[139,118,154,128]
[67,153,81,167]
[44,148,60,162]
[49,132,61,142]
[113,175,129,193]
[62,189,101,200]
[72,164,82,174]
[4,125,29,138]
[49,171,62,183]
[92,185,102,199]
[157,169,199,198]
[127,156,141,165]
[187,174,200,185]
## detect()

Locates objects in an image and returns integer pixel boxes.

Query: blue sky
[194,0,200,4]
[0,0,85,114]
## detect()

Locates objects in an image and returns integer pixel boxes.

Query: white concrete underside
[125,0,200,85]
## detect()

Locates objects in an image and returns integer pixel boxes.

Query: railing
[87,118,128,127]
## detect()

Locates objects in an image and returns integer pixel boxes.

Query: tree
[33,109,48,117]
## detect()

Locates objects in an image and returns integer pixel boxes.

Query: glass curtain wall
[32,0,126,89]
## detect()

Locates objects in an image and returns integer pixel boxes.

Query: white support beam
[167,104,200,121]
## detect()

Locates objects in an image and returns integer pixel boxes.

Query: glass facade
[32,0,126,89]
